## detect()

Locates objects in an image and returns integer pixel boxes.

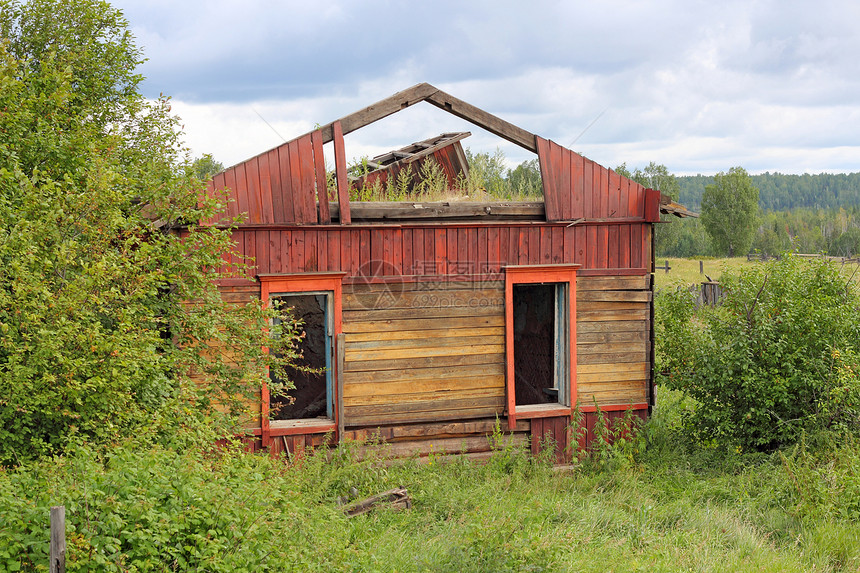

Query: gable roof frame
[314,83,538,154]
[204,83,691,227]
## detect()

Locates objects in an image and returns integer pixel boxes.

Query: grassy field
[653,257,750,289]
[654,256,860,290]
[4,393,860,572]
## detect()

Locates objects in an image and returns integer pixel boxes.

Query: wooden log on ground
[343,487,411,517]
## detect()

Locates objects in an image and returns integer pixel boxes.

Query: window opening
[270,292,333,420]
[513,283,569,407]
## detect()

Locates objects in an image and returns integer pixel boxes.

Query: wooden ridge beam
[318,83,439,143]
[425,89,538,153]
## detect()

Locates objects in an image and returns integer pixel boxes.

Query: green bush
[0,436,548,572]
[656,255,860,450]
[0,0,300,465]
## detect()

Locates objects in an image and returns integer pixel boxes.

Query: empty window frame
[269,292,333,420]
[259,273,345,445]
[504,264,579,429]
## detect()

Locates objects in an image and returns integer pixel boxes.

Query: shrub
[656,255,860,450]
[0,0,300,465]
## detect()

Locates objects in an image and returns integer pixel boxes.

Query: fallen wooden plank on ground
[343,487,412,517]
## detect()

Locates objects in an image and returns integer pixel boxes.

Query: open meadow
[654,256,860,289]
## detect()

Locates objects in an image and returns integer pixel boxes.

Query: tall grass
[3,403,860,572]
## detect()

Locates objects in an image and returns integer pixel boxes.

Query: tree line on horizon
[618,163,860,259]
[678,171,860,212]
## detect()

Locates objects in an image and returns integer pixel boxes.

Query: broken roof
[203,82,695,226]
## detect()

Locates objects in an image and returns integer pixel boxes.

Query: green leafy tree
[700,167,759,257]
[0,0,296,464]
[507,158,542,198]
[192,153,225,181]
[461,148,509,197]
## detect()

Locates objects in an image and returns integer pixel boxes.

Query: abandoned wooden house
[200,83,691,462]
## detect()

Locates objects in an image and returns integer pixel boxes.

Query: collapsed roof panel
[350,132,470,196]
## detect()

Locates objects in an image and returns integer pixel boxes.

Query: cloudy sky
[113,0,860,176]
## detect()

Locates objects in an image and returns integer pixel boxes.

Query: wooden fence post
[664,260,669,273]
[699,260,704,274]
[50,506,65,573]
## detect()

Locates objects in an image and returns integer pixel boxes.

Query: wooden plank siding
[220,222,651,281]
[536,136,648,223]
[209,273,651,456]
[336,274,649,427]
[575,275,650,407]
[341,281,507,426]
[202,132,329,226]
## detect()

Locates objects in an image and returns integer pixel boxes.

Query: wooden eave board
[660,199,699,218]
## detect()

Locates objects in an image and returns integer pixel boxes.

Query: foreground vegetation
[3,397,860,572]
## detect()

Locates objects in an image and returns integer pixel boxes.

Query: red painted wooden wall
[536,136,647,222]
[213,221,650,282]
[203,132,328,226]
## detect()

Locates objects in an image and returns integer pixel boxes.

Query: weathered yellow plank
[343,375,505,399]
[577,341,649,355]
[577,309,650,322]
[344,304,502,322]
[346,326,503,343]
[344,386,506,407]
[578,370,650,383]
[345,352,504,373]
[577,388,648,404]
[344,314,505,333]
[343,362,505,384]
[577,290,651,303]
[577,352,650,365]
[347,334,505,352]
[346,407,504,427]
[576,301,647,312]
[577,380,648,393]
[577,330,649,344]
[577,320,648,333]
[345,395,505,418]
[346,343,503,362]
[577,362,650,375]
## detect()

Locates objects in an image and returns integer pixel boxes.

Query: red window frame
[504,264,579,430]
[258,272,346,447]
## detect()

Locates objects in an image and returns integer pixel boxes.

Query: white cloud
[118,0,860,176]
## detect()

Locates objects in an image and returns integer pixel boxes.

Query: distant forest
[678,172,860,211]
